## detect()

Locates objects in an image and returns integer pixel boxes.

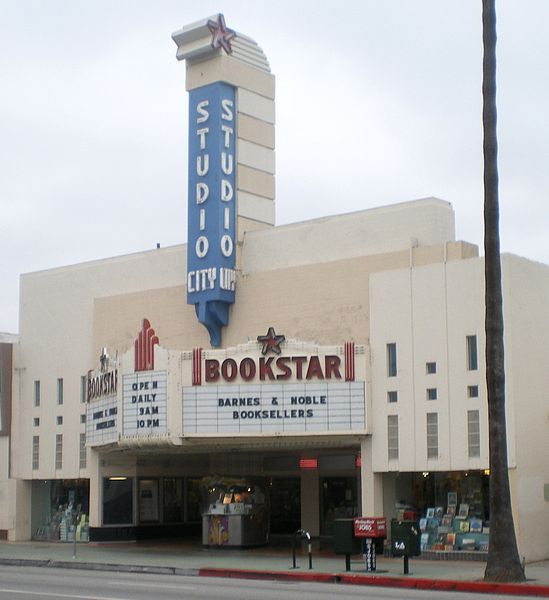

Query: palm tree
[482,0,525,583]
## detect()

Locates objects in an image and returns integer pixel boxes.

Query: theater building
[3,15,549,561]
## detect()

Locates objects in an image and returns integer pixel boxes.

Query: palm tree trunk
[482,0,525,582]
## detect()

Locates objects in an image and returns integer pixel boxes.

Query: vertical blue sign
[187,82,236,347]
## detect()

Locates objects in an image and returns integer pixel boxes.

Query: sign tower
[172,15,275,347]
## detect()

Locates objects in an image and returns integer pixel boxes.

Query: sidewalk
[1,538,548,597]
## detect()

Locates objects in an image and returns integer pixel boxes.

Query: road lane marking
[107,581,197,590]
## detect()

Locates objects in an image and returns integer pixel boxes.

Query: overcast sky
[1,1,548,333]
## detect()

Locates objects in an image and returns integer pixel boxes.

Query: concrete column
[88,450,101,528]
[360,437,384,516]
[300,470,320,536]
[9,479,31,540]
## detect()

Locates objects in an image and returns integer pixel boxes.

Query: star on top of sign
[99,347,109,372]
[207,14,236,54]
[257,327,285,355]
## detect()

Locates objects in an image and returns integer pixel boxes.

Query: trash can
[333,518,362,555]
[390,519,421,557]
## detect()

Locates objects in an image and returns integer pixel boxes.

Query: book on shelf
[441,515,452,527]
[437,525,449,535]
[459,520,470,533]
[427,517,439,533]
[447,492,458,507]
[469,518,482,533]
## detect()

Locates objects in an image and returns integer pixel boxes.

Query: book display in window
[417,490,488,553]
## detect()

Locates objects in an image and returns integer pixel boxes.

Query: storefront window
[138,479,159,522]
[32,479,89,541]
[103,477,133,525]
[163,478,184,523]
[407,471,487,520]
[185,478,202,523]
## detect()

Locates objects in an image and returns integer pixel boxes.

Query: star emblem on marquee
[99,347,109,373]
[257,327,285,355]
[207,14,236,55]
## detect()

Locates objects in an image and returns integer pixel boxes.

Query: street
[0,565,536,600]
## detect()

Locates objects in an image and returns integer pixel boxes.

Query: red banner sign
[353,517,387,538]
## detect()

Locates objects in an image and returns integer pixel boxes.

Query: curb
[338,573,549,597]
[199,567,337,584]
[199,567,549,597]
[0,557,198,577]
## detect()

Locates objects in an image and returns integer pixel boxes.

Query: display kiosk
[202,483,269,547]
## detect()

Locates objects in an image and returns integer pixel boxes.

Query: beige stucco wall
[12,245,189,484]
[369,257,494,473]
[369,253,549,562]
[0,437,9,534]
[503,255,549,561]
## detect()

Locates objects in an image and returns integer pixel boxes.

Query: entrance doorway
[320,476,358,535]
[269,477,301,534]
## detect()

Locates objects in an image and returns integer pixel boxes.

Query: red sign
[134,319,159,372]
[191,335,357,385]
[353,517,387,538]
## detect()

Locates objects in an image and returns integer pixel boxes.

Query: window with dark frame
[387,343,397,377]
[34,380,40,407]
[466,335,478,371]
[80,375,87,403]
[426,388,438,401]
[57,378,64,405]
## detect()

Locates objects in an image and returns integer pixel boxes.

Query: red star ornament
[257,327,286,356]
[207,14,236,55]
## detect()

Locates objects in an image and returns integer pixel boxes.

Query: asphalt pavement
[1,538,548,597]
